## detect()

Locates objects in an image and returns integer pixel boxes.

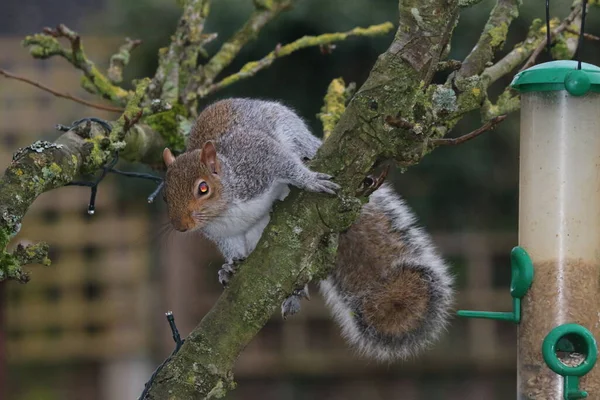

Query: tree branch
[143,0,459,397]
[23,24,131,105]
[481,0,583,121]
[318,78,354,140]
[149,0,212,104]
[455,0,521,80]
[200,23,394,96]
[519,3,582,71]
[565,28,600,42]
[108,37,143,84]
[0,68,124,113]
[0,81,168,282]
[199,0,294,85]
[4,0,592,396]
[430,115,507,146]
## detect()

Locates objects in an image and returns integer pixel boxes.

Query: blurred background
[1,0,599,399]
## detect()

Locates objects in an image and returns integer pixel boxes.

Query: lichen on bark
[2,0,595,397]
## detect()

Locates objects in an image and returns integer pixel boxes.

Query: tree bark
[142,0,461,398]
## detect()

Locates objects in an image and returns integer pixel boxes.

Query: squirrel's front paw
[281,285,310,319]
[217,258,245,287]
[304,172,341,195]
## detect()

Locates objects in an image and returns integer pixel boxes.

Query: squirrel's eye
[198,181,209,195]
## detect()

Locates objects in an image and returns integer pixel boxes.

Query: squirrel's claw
[304,172,341,195]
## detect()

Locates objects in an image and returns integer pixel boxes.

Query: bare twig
[520,4,582,71]
[431,115,507,146]
[201,23,394,96]
[565,28,600,42]
[123,110,144,133]
[0,68,124,113]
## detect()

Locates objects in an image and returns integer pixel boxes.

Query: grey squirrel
[162,98,454,361]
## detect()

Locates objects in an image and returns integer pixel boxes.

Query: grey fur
[182,98,453,362]
[320,184,454,361]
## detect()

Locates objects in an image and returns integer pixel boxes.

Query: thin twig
[201,22,394,97]
[520,4,582,72]
[200,0,294,84]
[565,28,600,42]
[431,115,507,146]
[0,68,124,113]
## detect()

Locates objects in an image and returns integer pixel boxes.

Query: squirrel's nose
[172,220,189,232]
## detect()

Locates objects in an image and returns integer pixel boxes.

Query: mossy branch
[199,0,294,85]
[455,0,521,81]
[200,22,395,97]
[0,81,171,283]
[143,0,458,396]
[22,24,131,106]
[481,0,583,121]
[108,37,143,84]
[149,0,212,105]
[318,78,354,140]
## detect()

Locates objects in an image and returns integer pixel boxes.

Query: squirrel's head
[162,141,227,232]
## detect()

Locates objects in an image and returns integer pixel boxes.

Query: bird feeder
[457,60,600,399]
[510,60,600,399]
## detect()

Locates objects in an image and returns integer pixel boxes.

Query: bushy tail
[319,183,454,361]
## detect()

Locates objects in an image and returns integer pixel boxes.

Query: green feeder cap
[510,60,600,96]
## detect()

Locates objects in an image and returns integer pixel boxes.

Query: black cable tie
[578,0,588,70]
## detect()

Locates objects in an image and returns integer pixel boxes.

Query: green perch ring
[542,324,598,400]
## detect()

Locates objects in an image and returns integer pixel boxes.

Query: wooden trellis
[0,37,153,363]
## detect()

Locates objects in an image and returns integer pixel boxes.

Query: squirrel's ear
[200,141,220,174]
[163,148,175,167]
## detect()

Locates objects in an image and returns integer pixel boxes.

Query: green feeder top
[510,60,600,96]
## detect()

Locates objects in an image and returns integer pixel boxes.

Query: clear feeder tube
[518,90,600,399]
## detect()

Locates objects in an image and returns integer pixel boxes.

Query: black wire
[59,117,166,212]
[546,0,552,58]
[138,312,185,400]
[578,0,588,70]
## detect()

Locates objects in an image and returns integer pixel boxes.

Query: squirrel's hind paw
[281,296,301,319]
[281,285,310,319]
[218,268,233,286]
